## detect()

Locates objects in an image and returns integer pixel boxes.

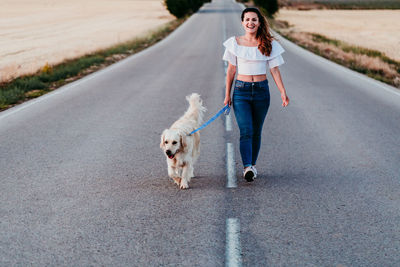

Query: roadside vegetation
[280,0,400,10]
[272,21,400,87]
[0,19,184,111]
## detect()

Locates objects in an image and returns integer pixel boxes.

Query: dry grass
[278,29,400,87]
[291,31,397,76]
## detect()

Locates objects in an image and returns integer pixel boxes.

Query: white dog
[160,93,206,189]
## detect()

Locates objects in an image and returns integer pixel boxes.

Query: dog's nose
[166,150,171,156]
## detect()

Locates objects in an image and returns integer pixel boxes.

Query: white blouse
[222,36,285,75]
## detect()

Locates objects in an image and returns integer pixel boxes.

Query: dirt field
[0,0,174,82]
[275,9,400,61]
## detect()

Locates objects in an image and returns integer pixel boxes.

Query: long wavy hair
[241,7,273,56]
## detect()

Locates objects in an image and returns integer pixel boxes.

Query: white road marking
[225,111,232,131]
[226,142,236,188]
[225,218,242,267]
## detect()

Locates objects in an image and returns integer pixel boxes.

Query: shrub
[0,87,24,105]
[13,77,46,92]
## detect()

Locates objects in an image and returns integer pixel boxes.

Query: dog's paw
[172,177,181,186]
[180,181,189,189]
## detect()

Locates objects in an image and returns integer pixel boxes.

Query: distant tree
[253,0,279,17]
[164,0,210,18]
[165,0,190,18]
[189,0,203,13]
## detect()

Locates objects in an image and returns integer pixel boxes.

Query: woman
[223,7,289,182]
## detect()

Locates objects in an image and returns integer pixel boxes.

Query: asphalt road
[1,0,399,266]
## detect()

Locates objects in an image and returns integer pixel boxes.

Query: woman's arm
[270,66,289,107]
[224,63,236,106]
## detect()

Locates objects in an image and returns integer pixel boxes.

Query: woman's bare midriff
[236,74,267,82]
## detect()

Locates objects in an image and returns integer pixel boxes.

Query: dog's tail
[185,93,206,126]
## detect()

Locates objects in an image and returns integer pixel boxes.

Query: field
[275,9,400,61]
[0,0,174,82]
[280,0,400,9]
[273,8,400,87]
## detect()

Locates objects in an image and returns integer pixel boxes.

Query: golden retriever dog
[160,93,206,189]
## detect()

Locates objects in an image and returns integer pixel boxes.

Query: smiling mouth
[167,154,174,159]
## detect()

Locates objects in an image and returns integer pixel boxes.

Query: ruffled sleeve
[267,40,285,68]
[223,48,237,66]
[267,55,284,69]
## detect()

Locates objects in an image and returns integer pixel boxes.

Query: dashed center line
[223,7,241,267]
[225,111,232,132]
[225,218,242,267]
[226,142,236,188]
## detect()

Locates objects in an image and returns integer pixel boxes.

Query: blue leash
[188,105,231,136]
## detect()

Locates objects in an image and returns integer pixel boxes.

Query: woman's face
[242,12,260,34]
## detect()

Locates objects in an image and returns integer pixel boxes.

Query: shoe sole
[244,170,255,182]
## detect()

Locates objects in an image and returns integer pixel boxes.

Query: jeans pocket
[234,80,244,89]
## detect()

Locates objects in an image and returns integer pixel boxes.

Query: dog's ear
[160,129,167,149]
[180,134,187,152]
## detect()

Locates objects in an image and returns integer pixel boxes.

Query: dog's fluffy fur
[160,93,206,189]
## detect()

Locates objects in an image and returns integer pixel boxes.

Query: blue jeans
[233,79,270,167]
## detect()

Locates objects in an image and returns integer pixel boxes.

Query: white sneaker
[251,166,258,179]
[243,166,255,182]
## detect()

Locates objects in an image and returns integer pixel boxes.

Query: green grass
[0,18,184,111]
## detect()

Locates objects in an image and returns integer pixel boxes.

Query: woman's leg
[233,98,253,168]
[251,85,270,166]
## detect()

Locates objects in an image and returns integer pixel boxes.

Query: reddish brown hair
[241,7,273,56]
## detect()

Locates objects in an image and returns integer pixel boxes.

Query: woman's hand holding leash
[224,95,231,107]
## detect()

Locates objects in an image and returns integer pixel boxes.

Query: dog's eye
[172,141,177,145]
[165,141,168,144]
